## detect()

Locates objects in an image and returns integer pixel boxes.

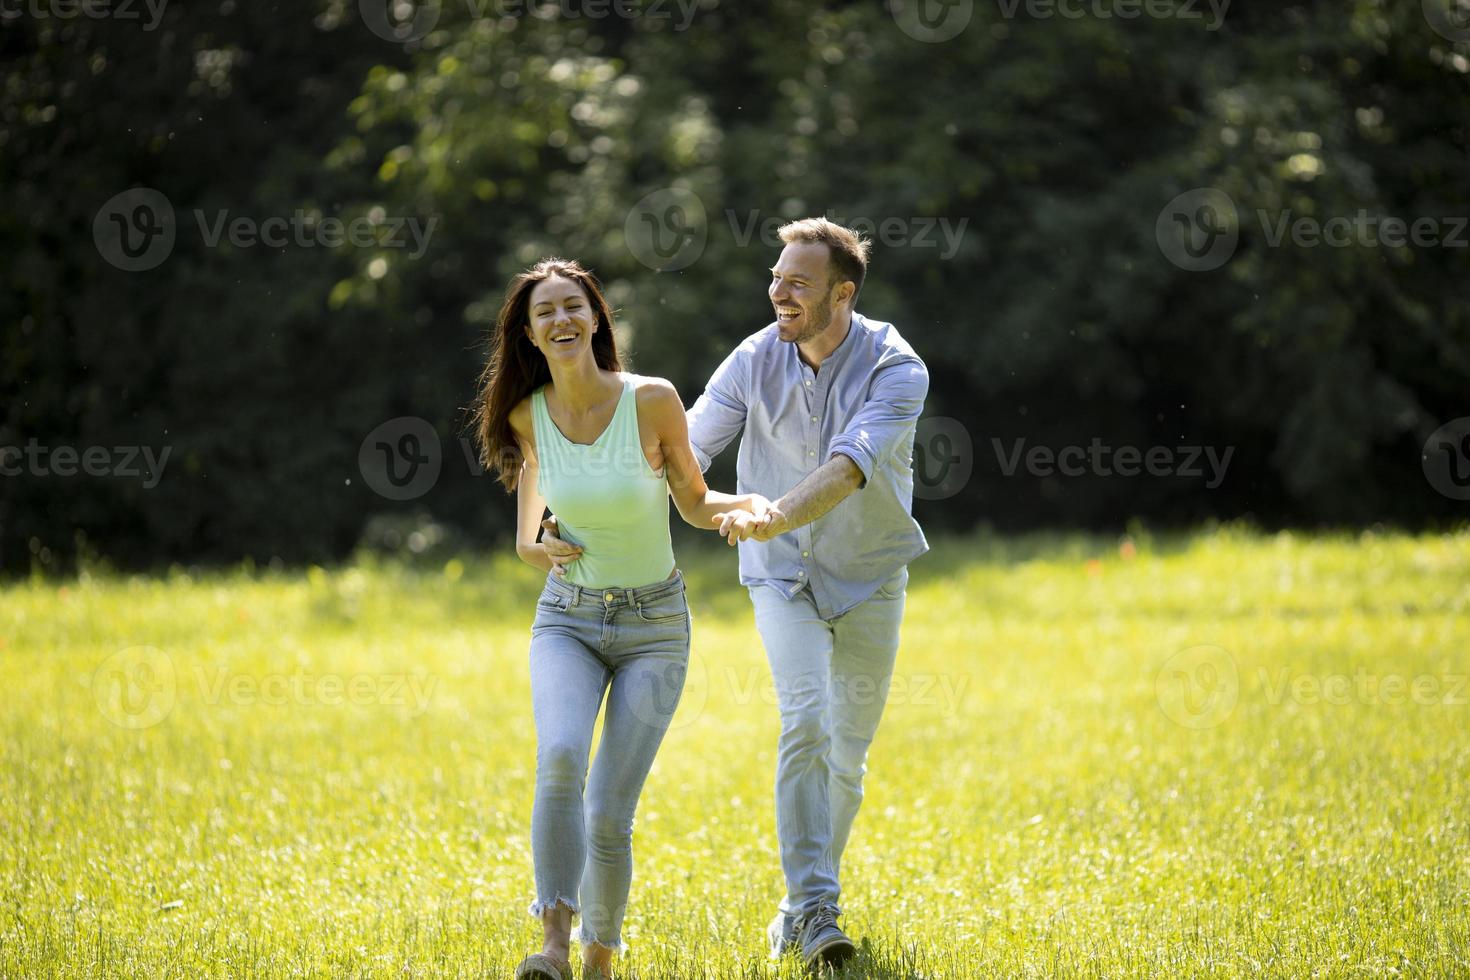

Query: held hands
[546,495,785,567]
[711,494,785,546]
[540,518,583,577]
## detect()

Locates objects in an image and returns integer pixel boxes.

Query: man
[544,217,928,970]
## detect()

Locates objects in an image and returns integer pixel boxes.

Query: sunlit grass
[3,527,1468,977]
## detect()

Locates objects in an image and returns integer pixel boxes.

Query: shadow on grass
[710,937,944,980]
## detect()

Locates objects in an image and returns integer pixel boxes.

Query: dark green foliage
[3,0,1467,572]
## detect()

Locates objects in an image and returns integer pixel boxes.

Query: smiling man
[688,217,930,967]
[542,217,929,969]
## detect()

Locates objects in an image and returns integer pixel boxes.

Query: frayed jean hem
[527,896,579,919]
[572,924,626,955]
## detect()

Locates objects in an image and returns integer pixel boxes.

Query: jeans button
[604,592,615,602]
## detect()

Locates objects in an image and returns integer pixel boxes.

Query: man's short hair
[778,217,871,300]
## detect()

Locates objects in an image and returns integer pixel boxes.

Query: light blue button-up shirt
[687,311,930,618]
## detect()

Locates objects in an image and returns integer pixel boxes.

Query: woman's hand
[711,494,782,546]
[540,517,583,577]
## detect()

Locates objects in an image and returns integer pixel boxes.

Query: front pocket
[635,594,688,624]
[876,568,909,600]
[535,593,570,613]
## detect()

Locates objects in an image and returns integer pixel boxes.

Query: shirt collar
[829,311,865,369]
[797,311,865,377]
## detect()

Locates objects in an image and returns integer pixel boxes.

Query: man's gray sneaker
[795,903,855,970]
[768,910,798,960]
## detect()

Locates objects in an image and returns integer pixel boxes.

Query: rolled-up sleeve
[826,355,929,485]
[686,343,751,473]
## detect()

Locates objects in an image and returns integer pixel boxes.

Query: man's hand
[711,495,784,546]
[750,507,788,542]
[540,517,583,577]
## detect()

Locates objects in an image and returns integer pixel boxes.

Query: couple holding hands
[468,218,929,978]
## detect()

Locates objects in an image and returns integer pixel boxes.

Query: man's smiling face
[769,242,840,345]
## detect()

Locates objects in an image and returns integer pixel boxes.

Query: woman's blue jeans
[526,570,689,953]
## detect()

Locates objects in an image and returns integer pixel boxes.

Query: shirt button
[810,416,818,423]
[797,570,805,577]
[808,450,816,457]
[801,551,809,557]
[805,380,813,387]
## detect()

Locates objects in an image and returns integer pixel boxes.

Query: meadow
[3,527,1467,978]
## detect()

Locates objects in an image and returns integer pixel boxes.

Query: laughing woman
[469,258,769,980]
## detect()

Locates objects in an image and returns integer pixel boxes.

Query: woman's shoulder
[625,371,679,400]
[508,393,536,441]
[626,373,682,416]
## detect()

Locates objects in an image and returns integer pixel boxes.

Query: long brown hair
[467,257,622,491]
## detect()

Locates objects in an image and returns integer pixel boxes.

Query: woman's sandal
[513,952,571,980]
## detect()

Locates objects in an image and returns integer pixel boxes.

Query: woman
[469,258,768,980]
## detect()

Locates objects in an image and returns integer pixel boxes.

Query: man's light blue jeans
[748,567,907,919]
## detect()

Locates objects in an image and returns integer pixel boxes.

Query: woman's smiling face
[526,275,597,361]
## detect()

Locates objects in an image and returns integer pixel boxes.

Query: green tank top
[531,376,675,589]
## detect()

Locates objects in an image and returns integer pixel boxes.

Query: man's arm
[823,356,929,490]
[750,455,865,540]
[685,340,752,472]
[728,355,929,543]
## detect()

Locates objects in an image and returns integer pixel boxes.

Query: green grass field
[3,527,1468,978]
